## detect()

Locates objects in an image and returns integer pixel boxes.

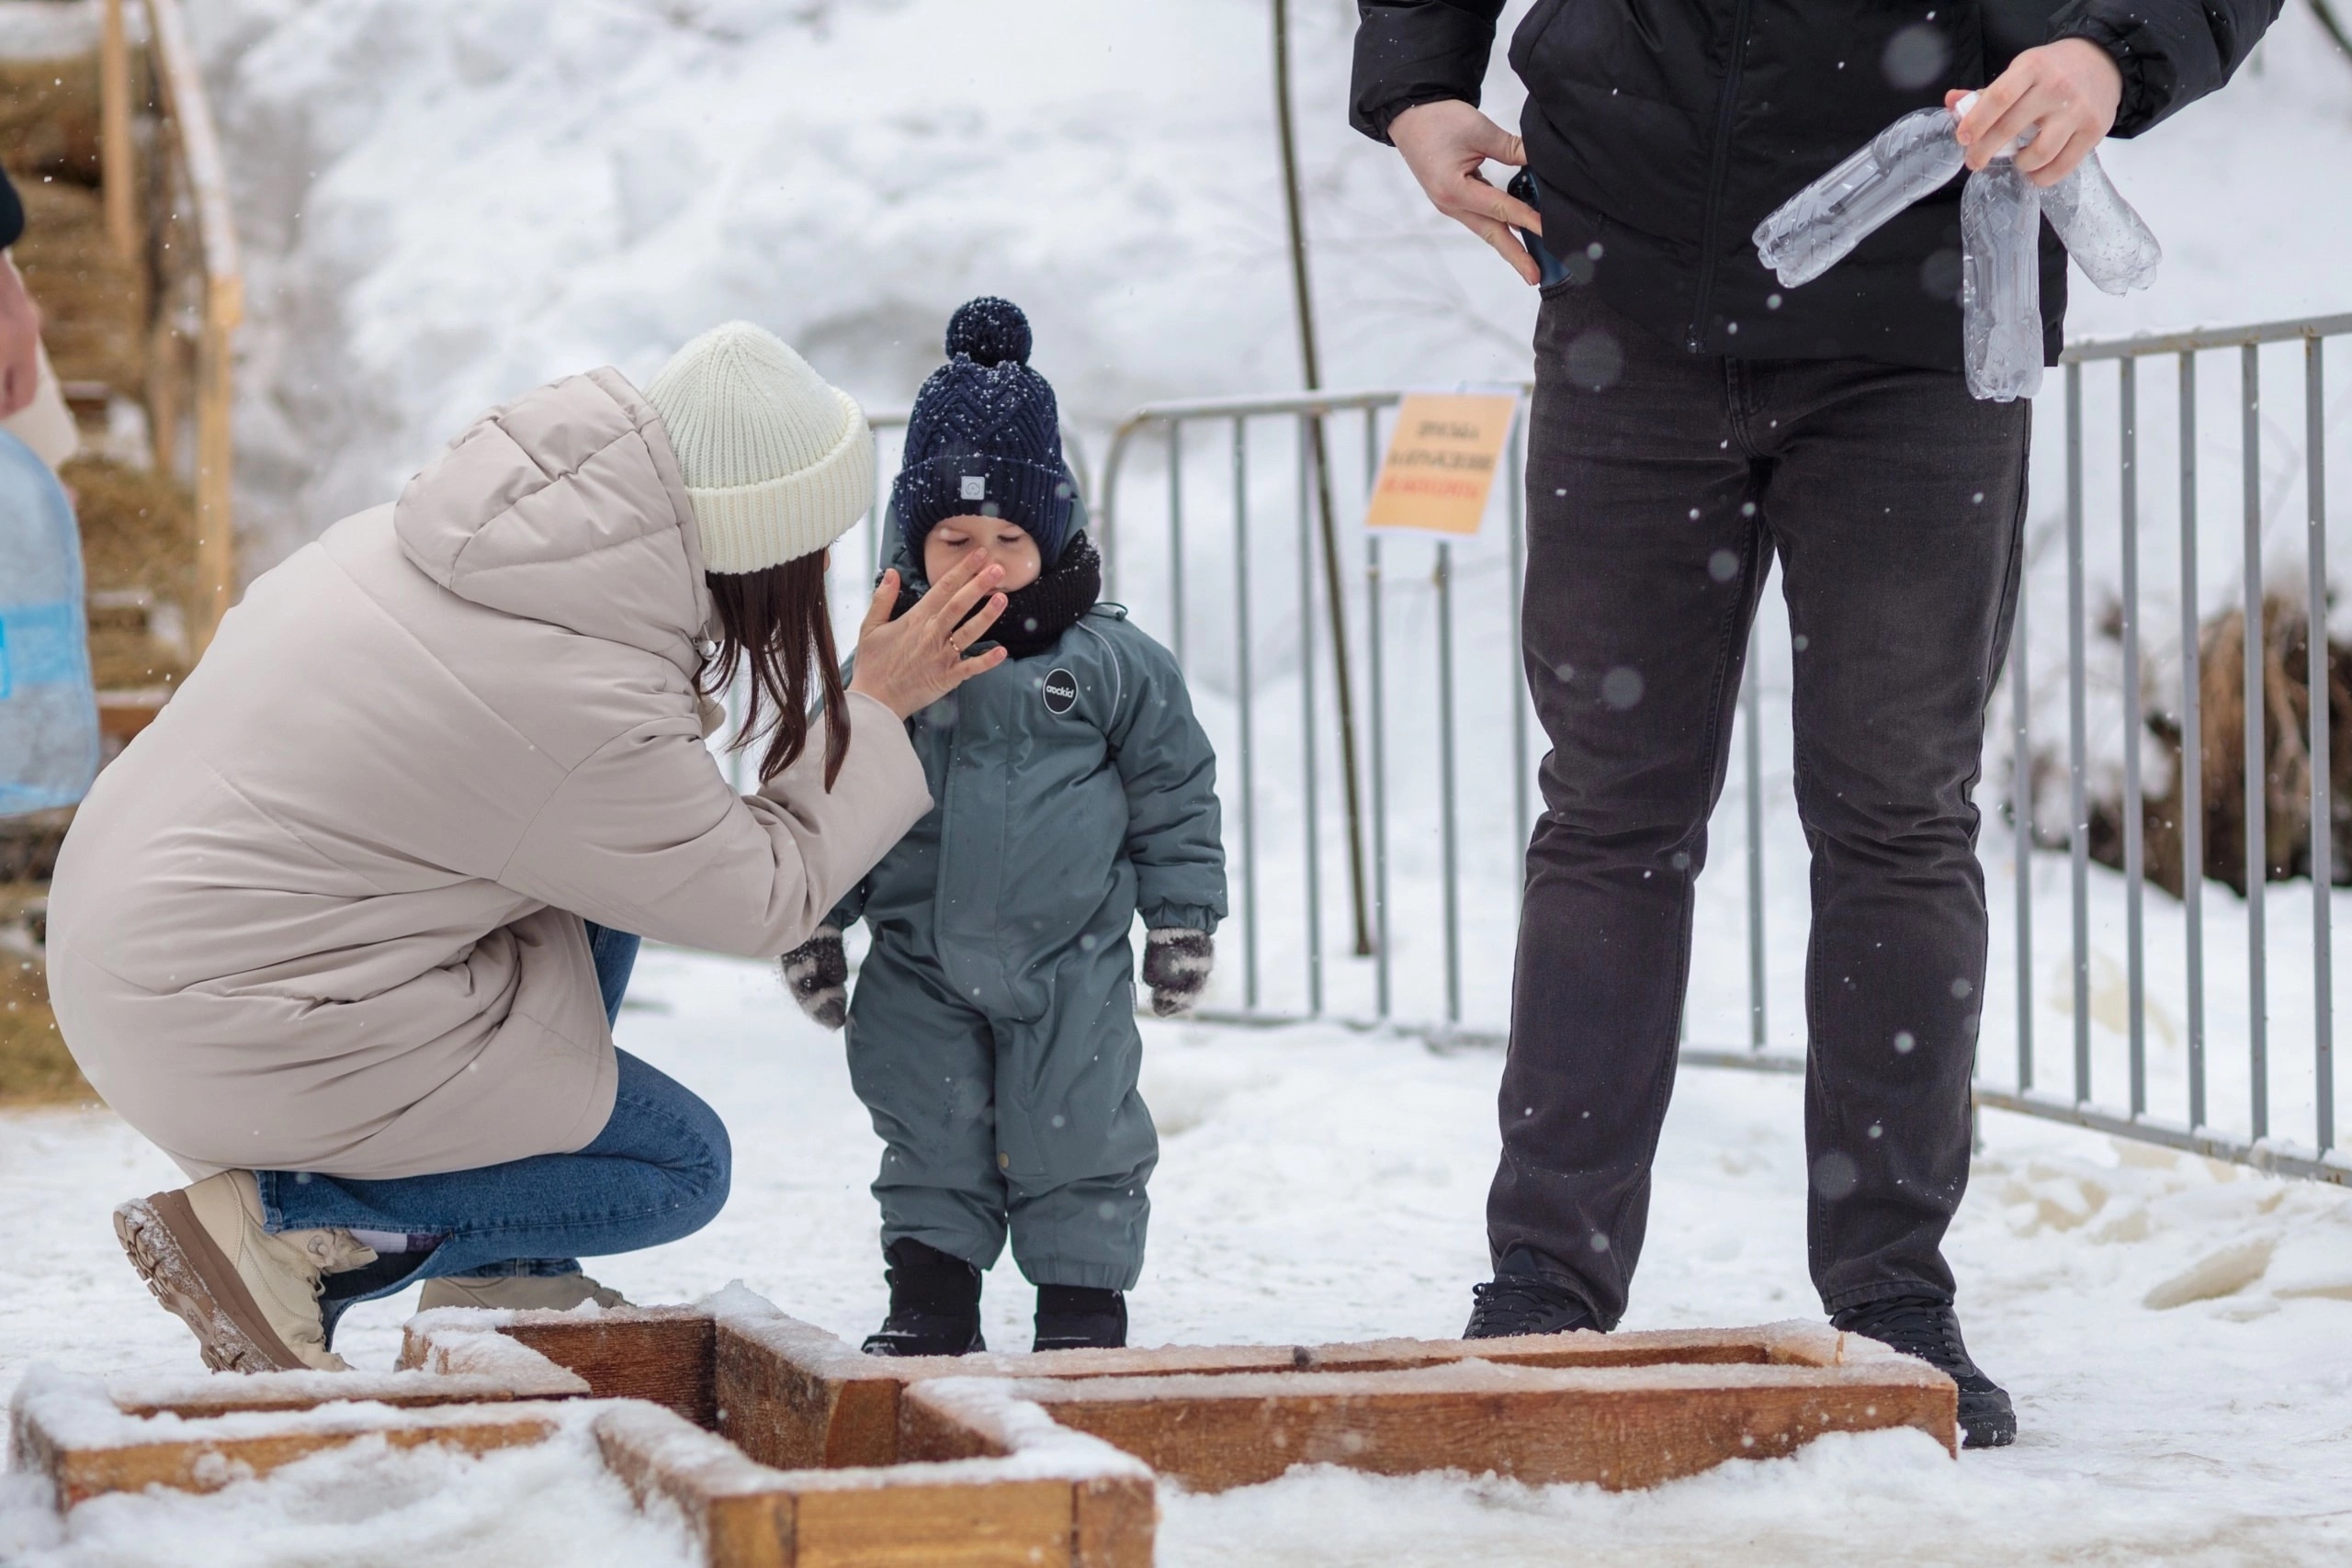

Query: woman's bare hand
[1948,39,2123,187]
[846,550,1010,718]
[1388,99,1544,286]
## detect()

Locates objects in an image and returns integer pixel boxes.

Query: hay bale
[62,454,196,691]
[0,949,94,1107]
[8,172,146,391]
[0,52,103,184]
[1,874,92,1107]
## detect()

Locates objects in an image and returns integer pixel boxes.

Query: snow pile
[184,0,1539,575]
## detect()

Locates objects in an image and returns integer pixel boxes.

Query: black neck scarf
[892,532,1102,660]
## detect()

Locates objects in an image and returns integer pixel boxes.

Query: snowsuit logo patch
[1042,669,1078,715]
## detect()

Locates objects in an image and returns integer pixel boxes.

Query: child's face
[925,515,1041,592]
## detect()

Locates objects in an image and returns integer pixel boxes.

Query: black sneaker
[1831,1295,2017,1449]
[1034,1285,1126,1351]
[860,1239,985,1357]
[1463,1258,1601,1339]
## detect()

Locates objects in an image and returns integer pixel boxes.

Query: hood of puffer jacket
[395,367,715,678]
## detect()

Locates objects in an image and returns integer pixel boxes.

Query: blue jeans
[256,922,729,1331]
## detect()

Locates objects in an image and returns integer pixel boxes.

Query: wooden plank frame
[12,1292,1953,1567]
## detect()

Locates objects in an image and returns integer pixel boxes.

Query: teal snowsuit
[833,602,1224,1291]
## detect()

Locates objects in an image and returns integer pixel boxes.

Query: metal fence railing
[1071,314,2350,1189]
[1984,311,2352,1184]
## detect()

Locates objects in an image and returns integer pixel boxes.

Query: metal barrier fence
[1988,311,2352,1185]
[1080,313,2351,1190]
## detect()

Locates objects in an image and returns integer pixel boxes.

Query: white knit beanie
[644,321,874,574]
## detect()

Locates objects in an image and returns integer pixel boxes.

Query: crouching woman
[45,322,1012,1371]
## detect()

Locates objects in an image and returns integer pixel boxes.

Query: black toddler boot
[1033,1285,1126,1351]
[1831,1295,2017,1449]
[1463,1247,1602,1338]
[861,1239,985,1357]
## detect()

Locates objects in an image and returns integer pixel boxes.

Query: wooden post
[193,282,239,647]
[145,0,243,652]
[99,0,136,263]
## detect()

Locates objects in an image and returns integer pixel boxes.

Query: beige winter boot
[114,1171,378,1373]
[418,1272,628,1313]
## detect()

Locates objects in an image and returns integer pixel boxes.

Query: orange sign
[1364,392,1519,536]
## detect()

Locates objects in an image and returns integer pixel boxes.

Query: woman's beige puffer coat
[47,368,929,1179]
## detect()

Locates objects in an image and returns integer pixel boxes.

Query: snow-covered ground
[6,947,2351,1564]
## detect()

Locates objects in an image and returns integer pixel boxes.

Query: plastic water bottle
[1752,107,1965,288]
[1961,156,2045,402]
[2042,152,2161,295]
[0,430,100,817]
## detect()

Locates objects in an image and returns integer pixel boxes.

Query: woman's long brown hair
[701,554,851,789]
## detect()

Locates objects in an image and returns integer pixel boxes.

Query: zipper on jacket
[1686,0,1758,353]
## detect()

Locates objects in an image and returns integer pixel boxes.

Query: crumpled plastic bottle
[1752,107,1966,288]
[0,430,101,817]
[2041,154,2161,295]
[1961,155,2045,402]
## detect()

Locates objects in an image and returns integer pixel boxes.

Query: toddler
[782,299,1226,1354]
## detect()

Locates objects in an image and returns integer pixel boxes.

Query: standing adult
[48,321,1013,1372]
[1353,0,2276,1447]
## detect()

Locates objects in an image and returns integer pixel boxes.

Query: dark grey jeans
[1492,285,2029,1325]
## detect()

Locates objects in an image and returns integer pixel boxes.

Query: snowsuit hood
[47,369,932,1182]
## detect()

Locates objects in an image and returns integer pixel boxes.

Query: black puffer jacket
[1351,0,2278,370]
[1,165,22,251]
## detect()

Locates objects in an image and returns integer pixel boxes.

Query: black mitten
[1142,928,1214,1017]
[780,926,848,1030]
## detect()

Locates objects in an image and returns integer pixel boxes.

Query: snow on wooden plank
[401,1303,715,1426]
[380,1322,598,1394]
[11,1370,564,1509]
[707,1289,904,1470]
[1001,1356,1956,1493]
[107,1356,588,1419]
[594,1397,1150,1568]
[902,1381,1156,1568]
[594,1402,797,1568]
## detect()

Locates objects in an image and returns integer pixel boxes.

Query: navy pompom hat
[891,298,1081,570]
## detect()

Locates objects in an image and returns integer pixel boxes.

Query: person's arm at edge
[2048,0,2282,139]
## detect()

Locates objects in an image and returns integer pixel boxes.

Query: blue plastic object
[0,428,100,816]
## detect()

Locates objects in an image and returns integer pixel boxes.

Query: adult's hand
[1388,99,1544,286]
[0,254,40,420]
[1948,39,2123,187]
[846,549,1009,718]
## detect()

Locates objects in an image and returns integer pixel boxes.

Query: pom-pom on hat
[891,298,1080,570]
[645,321,874,574]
